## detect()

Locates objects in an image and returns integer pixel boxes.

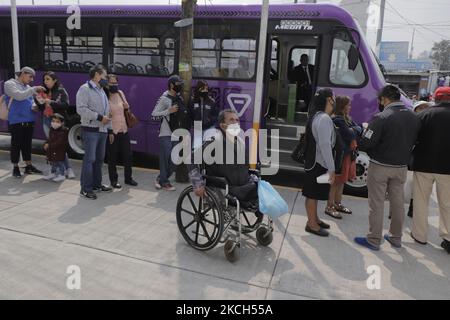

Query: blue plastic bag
[258,180,289,218]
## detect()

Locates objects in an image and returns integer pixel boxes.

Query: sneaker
[42,172,56,181]
[93,185,113,193]
[80,190,97,200]
[384,234,402,248]
[162,183,176,191]
[12,166,21,178]
[65,168,76,179]
[125,179,138,187]
[52,175,66,182]
[155,179,162,190]
[111,182,122,189]
[24,165,43,174]
[354,237,380,251]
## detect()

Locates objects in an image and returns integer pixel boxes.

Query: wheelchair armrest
[204,175,229,190]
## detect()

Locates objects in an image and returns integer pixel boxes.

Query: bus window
[164,38,175,75]
[221,39,256,80]
[192,38,218,78]
[44,23,102,71]
[270,39,279,80]
[111,24,160,75]
[329,32,366,87]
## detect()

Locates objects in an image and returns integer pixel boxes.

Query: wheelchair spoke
[203,217,219,228]
[194,221,200,244]
[181,208,195,217]
[199,221,212,242]
[183,219,196,231]
[187,194,198,213]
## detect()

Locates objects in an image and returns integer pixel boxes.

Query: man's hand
[328,171,336,185]
[194,186,205,198]
[169,105,179,114]
[109,134,114,145]
[101,116,110,125]
[33,86,46,93]
[43,143,49,151]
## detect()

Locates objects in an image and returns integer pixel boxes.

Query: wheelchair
[176,169,274,262]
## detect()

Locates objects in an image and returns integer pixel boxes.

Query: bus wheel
[68,124,84,158]
[344,151,369,197]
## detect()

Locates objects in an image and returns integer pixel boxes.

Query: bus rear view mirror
[348,44,359,71]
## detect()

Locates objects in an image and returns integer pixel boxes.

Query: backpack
[164,93,191,131]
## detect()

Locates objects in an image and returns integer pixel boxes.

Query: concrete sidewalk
[0,150,448,300]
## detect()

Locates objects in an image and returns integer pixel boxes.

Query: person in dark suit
[289,54,314,112]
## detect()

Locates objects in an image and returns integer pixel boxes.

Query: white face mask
[226,123,241,137]
[51,122,61,130]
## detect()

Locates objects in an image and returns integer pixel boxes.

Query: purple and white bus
[0,4,401,193]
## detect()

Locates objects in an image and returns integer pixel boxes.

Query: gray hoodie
[151,90,174,137]
[76,80,111,133]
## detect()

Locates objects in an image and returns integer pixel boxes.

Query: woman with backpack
[326,96,362,219]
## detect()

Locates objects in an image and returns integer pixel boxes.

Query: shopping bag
[0,95,13,121]
[258,180,289,218]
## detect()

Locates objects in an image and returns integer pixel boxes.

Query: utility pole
[409,28,415,60]
[175,0,196,183]
[375,0,386,57]
[11,0,20,73]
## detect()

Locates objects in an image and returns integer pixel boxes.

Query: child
[43,113,69,182]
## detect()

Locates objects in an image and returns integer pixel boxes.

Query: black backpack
[165,93,191,131]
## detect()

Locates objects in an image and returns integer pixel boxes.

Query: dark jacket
[188,95,219,129]
[288,64,314,86]
[35,86,70,116]
[332,115,362,154]
[412,103,450,174]
[359,102,421,167]
[47,127,68,162]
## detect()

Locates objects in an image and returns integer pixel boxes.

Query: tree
[431,40,450,70]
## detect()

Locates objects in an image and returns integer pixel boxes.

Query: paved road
[0,146,448,299]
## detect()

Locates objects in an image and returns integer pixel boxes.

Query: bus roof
[0,4,356,27]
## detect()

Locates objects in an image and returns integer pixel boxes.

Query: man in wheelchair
[188,109,261,214]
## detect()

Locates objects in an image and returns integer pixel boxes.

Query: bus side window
[329,32,366,87]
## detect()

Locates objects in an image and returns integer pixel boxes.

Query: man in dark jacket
[354,85,421,251]
[43,113,68,182]
[411,87,450,254]
[288,54,315,112]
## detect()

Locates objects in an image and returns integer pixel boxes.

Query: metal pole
[409,28,415,60]
[250,0,269,168]
[375,0,386,57]
[11,0,21,73]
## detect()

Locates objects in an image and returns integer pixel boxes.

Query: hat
[434,87,450,101]
[51,113,65,122]
[413,101,430,112]
[15,66,36,77]
[168,74,184,85]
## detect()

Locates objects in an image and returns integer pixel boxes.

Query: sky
[0,0,449,58]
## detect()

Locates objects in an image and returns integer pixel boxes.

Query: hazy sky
[1,0,449,58]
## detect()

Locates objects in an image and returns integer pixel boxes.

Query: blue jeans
[51,161,65,176]
[44,117,71,170]
[158,136,175,186]
[80,130,107,193]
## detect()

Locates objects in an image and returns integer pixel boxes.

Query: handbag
[118,91,139,128]
[0,95,13,121]
[291,132,307,164]
[258,180,289,219]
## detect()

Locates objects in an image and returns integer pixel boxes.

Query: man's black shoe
[80,190,97,200]
[12,166,21,178]
[93,185,113,193]
[111,182,122,189]
[125,179,138,187]
[24,165,43,174]
[441,239,450,254]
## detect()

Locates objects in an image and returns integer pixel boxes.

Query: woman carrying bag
[104,74,138,189]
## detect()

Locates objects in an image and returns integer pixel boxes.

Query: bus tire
[67,123,84,159]
[344,151,369,197]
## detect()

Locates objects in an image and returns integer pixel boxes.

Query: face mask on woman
[109,85,119,93]
[199,90,208,98]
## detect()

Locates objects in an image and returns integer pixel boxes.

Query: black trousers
[9,122,34,164]
[107,132,133,183]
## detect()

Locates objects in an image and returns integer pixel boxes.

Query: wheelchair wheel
[176,186,224,251]
[224,240,240,263]
[256,226,273,247]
